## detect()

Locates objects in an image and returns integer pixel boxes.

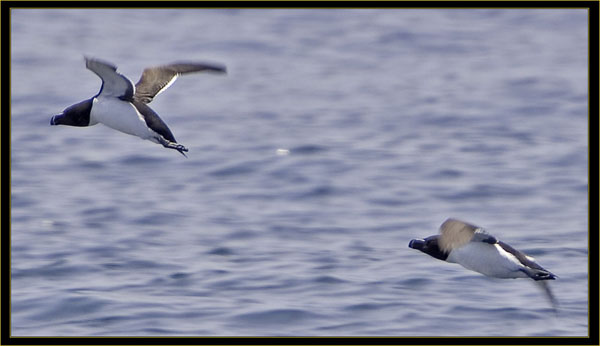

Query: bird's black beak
[408,239,425,250]
[50,114,62,125]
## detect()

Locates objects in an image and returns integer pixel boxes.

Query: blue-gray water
[10,9,588,336]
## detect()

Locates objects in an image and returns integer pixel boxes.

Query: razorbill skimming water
[51,57,226,156]
[409,218,558,309]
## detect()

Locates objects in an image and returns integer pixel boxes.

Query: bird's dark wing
[134,62,226,104]
[498,241,556,280]
[85,57,135,101]
[536,281,559,312]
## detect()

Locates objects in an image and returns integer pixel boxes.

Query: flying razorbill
[409,218,558,309]
[51,57,226,156]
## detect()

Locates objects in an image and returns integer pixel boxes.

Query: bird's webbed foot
[156,137,189,157]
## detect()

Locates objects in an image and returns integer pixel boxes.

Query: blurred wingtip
[536,280,559,315]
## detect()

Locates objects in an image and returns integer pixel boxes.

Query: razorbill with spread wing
[51,57,226,156]
[409,218,558,308]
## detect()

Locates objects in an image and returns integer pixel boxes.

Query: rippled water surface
[10,9,588,336]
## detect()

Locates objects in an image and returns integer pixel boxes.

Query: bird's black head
[51,98,93,127]
[408,235,449,261]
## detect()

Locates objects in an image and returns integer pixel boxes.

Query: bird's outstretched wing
[536,280,559,313]
[438,218,497,252]
[134,62,226,104]
[85,57,135,100]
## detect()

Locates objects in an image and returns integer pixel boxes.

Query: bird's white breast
[446,242,528,278]
[90,97,155,140]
